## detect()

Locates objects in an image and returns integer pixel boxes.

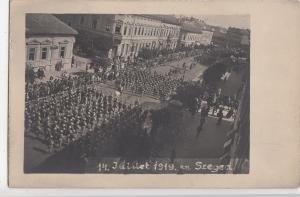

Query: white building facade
[26,36,76,72]
[114,15,181,58]
[26,14,78,75]
[179,29,213,47]
[57,14,181,60]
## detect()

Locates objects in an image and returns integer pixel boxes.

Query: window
[41,47,48,60]
[92,19,97,29]
[60,46,66,58]
[28,47,36,61]
[115,24,121,34]
[128,27,132,35]
[123,26,127,35]
[138,27,141,35]
[80,16,84,25]
[125,44,129,54]
[121,44,125,55]
[134,27,137,35]
[105,24,110,32]
[141,28,144,35]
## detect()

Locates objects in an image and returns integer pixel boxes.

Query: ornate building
[26,14,78,75]
[226,27,250,47]
[179,23,213,47]
[113,14,181,59]
[56,14,181,60]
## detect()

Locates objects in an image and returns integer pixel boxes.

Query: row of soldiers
[25,73,106,101]
[25,47,204,102]
[25,86,137,153]
[116,68,182,100]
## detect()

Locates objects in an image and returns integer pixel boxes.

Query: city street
[26,105,231,173]
[24,55,246,173]
[156,111,231,159]
[22,13,250,176]
[24,57,206,172]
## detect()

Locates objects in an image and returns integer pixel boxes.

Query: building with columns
[56,14,181,60]
[114,14,181,59]
[179,23,213,48]
[26,14,78,75]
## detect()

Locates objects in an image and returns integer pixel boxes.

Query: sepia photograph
[6,0,300,190]
[23,13,250,174]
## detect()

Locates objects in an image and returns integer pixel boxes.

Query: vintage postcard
[8,0,300,188]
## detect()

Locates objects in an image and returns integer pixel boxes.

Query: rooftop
[140,14,181,26]
[26,14,78,36]
[181,23,203,34]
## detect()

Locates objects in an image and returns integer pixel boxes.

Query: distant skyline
[196,15,250,29]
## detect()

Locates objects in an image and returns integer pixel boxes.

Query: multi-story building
[56,14,181,60]
[211,31,227,46]
[142,15,181,50]
[178,23,213,47]
[223,27,250,47]
[114,14,181,59]
[26,14,78,75]
[222,78,250,174]
[55,14,119,59]
[197,30,213,46]
[205,25,228,47]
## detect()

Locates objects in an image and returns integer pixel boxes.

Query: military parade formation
[25,42,248,157]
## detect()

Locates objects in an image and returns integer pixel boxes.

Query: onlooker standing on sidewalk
[197,106,209,137]
[216,108,224,125]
